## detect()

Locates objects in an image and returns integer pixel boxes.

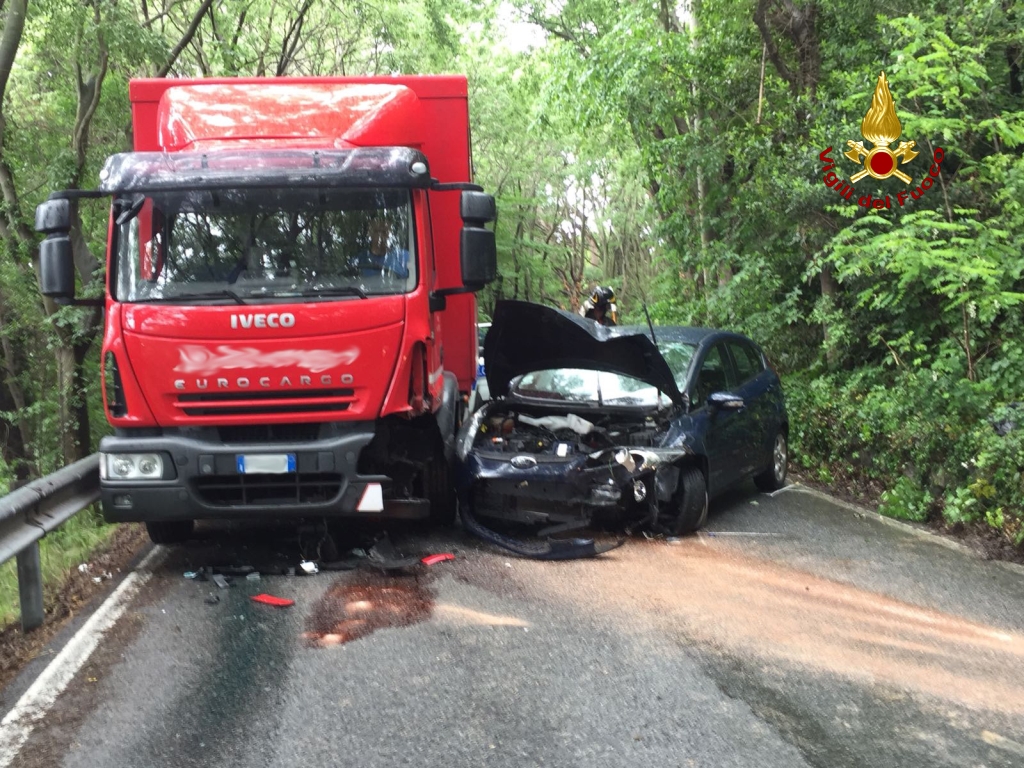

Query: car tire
[145,519,194,545]
[754,431,788,491]
[425,455,457,527]
[671,465,708,535]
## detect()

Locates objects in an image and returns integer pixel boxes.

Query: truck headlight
[101,453,167,481]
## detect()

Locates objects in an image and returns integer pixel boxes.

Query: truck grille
[174,389,355,417]
[195,472,343,506]
[217,423,322,443]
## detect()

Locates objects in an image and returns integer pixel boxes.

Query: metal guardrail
[0,454,100,633]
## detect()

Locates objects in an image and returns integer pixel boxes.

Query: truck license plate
[236,454,296,474]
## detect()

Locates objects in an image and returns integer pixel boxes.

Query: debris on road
[251,593,294,608]
[213,565,256,576]
[421,553,456,566]
[245,572,261,582]
[299,560,319,575]
[461,501,624,560]
[212,574,231,589]
[204,593,220,605]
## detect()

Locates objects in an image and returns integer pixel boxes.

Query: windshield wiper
[290,286,369,300]
[138,289,248,305]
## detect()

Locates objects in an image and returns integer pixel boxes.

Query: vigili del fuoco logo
[819,72,944,209]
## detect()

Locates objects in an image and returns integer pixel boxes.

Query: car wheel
[145,519,194,545]
[671,465,708,535]
[754,431,788,491]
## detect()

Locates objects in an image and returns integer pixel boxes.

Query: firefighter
[580,285,619,326]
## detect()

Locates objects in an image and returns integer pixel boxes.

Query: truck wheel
[425,455,457,527]
[754,431,788,492]
[670,465,708,535]
[145,520,194,545]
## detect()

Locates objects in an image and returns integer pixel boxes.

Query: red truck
[33,76,497,543]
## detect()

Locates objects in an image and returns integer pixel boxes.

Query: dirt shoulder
[0,524,148,694]
[789,468,1024,567]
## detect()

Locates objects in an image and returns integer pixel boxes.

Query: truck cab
[34,77,496,543]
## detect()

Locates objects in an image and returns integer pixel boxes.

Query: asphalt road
[4,481,1024,768]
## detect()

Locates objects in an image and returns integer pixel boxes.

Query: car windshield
[114,187,415,303]
[511,341,695,406]
[657,340,698,390]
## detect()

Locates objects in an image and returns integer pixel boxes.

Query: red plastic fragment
[420,553,456,566]
[250,593,295,607]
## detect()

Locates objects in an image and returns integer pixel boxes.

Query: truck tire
[425,455,457,527]
[145,519,194,545]
[670,465,708,535]
[754,431,788,492]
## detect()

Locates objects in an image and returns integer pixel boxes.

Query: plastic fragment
[421,553,456,566]
[92,576,102,584]
[245,572,261,582]
[665,537,682,545]
[78,563,90,573]
[204,593,220,605]
[183,571,198,579]
[212,574,231,589]
[251,593,295,608]
[299,560,319,575]
[213,565,255,576]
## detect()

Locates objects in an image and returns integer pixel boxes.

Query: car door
[724,339,772,477]
[690,343,745,494]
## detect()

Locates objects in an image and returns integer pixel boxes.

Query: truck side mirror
[460,191,497,289]
[35,199,75,301]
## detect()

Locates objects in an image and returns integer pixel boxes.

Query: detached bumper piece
[459,500,624,561]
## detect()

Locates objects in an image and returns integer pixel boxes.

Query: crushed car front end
[456,399,691,528]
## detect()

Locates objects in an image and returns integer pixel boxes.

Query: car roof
[616,325,755,347]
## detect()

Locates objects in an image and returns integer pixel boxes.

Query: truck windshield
[114,188,416,303]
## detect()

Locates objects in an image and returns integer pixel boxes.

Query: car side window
[694,345,736,406]
[728,341,764,385]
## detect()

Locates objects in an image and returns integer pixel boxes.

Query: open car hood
[483,300,683,405]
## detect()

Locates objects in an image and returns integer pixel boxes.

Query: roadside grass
[0,505,117,629]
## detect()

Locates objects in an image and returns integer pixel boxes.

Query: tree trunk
[820,264,837,366]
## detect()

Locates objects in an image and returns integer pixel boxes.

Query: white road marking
[0,546,165,768]
[981,730,1024,756]
[768,483,802,497]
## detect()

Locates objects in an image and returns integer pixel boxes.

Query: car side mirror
[708,391,744,410]
[459,190,497,289]
[35,199,75,301]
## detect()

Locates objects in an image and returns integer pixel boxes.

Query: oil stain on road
[302,573,434,648]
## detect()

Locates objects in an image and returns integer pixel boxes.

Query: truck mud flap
[459,502,624,561]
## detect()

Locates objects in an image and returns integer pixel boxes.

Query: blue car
[456,300,788,540]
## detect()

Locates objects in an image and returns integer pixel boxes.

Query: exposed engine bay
[469,408,669,458]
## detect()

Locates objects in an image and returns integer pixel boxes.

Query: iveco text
[230,312,296,329]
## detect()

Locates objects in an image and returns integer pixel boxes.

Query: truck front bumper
[98,427,429,523]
